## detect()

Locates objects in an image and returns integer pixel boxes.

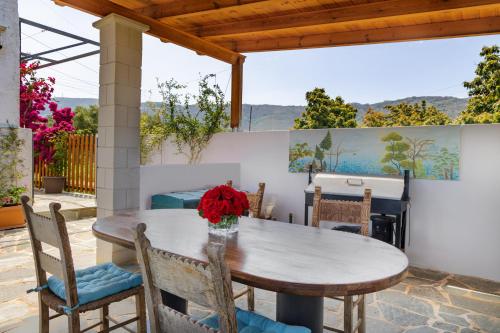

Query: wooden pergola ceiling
[54,0,500,128]
[56,0,500,59]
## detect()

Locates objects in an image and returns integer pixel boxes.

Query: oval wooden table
[93,209,408,333]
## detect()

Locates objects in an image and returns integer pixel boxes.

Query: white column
[93,14,149,264]
[0,0,20,127]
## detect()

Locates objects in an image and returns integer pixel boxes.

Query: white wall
[152,125,500,281]
[140,163,240,210]
[0,0,20,127]
[0,1,32,197]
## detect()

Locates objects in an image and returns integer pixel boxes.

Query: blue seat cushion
[47,263,142,305]
[200,308,311,333]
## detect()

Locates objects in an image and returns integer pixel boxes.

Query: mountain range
[53,96,468,131]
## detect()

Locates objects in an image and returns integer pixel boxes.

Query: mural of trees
[288,142,313,171]
[289,126,460,180]
[405,137,434,178]
[381,132,411,175]
[432,148,459,180]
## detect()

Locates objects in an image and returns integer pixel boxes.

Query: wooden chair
[225,180,266,219]
[225,180,265,311]
[21,196,146,333]
[134,223,236,333]
[311,186,372,333]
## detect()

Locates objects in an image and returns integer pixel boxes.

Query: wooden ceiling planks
[55,0,500,53]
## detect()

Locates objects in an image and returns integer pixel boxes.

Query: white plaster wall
[0,0,20,127]
[154,125,500,281]
[140,163,240,210]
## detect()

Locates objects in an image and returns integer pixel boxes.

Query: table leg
[304,204,309,226]
[276,293,323,333]
[401,211,407,251]
[161,290,187,314]
[395,214,402,249]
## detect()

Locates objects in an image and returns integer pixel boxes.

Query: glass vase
[208,215,239,236]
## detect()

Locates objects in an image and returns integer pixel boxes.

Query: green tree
[405,137,434,178]
[456,45,500,124]
[363,101,451,127]
[381,132,410,175]
[362,107,387,127]
[142,75,229,164]
[314,144,325,171]
[432,148,459,180]
[289,142,313,171]
[73,105,98,135]
[294,88,357,129]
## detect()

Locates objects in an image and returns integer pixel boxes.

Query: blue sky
[19,0,500,105]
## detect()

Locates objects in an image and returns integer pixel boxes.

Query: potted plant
[42,131,68,194]
[0,126,27,229]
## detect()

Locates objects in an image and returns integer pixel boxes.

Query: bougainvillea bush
[20,62,74,164]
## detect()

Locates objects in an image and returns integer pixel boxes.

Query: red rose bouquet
[198,185,249,232]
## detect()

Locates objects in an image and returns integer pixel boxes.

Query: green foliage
[0,126,26,206]
[73,105,98,135]
[380,132,410,175]
[363,101,451,127]
[288,142,313,171]
[319,130,332,151]
[456,45,500,124]
[432,148,459,180]
[48,132,69,177]
[314,144,325,171]
[141,75,229,164]
[362,107,386,127]
[294,88,357,129]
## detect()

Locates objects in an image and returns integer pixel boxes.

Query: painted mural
[289,126,461,180]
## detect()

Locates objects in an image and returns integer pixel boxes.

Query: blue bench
[151,190,207,209]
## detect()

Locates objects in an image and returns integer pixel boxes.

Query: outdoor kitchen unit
[304,169,410,250]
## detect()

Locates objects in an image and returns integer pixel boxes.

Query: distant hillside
[53,96,468,131]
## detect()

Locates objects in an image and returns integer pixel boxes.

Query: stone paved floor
[1,218,499,333]
[32,190,96,213]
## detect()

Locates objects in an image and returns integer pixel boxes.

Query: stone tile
[452,274,500,296]
[377,290,434,317]
[379,303,429,327]
[409,285,449,303]
[366,317,403,333]
[367,303,382,318]
[439,313,470,328]
[460,328,480,333]
[448,293,500,318]
[439,304,469,316]
[468,314,500,333]
[409,267,449,282]
[405,276,439,287]
[405,327,438,333]
[432,320,459,332]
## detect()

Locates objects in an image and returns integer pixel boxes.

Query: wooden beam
[137,0,266,19]
[215,16,500,52]
[54,0,244,64]
[231,57,244,129]
[195,0,500,37]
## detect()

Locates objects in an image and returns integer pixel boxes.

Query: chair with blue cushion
[134,223,310,333]
[21,196,146,333]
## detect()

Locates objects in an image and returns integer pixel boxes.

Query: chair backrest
[226,180,266,218]
[311,187,372,236]
[21,196,79,308]
[134,223,237,333]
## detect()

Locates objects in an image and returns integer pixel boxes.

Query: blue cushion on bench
[200,308,311,333]
[47,263,142,305]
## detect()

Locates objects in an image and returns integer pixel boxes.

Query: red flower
[198,185,249,224]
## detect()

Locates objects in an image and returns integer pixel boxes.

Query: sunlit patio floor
[1,218,499,333]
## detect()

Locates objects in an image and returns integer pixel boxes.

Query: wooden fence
[34,134,96,194]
